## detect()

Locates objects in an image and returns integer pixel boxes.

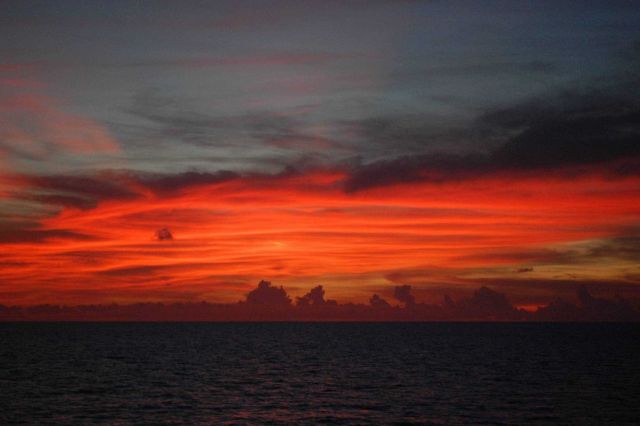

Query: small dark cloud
[516,267,534,273]
[155,227,173,241]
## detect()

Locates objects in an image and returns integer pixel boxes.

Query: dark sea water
[1,323,639,425]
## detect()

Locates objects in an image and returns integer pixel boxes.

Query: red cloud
[0,165,638,306]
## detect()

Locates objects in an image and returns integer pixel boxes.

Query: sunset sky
[1,1,639,308]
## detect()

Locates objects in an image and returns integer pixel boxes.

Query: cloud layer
[0,164,638,306]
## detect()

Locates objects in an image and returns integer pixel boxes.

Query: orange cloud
[0,167,638,306]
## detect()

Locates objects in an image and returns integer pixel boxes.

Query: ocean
[1,323,639,424]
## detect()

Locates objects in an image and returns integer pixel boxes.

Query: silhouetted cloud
[536,285,639,321]
[393,285,415,307]
[245,280,292,307]
[369,294,391,309]
[296,285,326,306]
[0,280,638,321]
[469,277,640,308]
[516,267,534,273]
[454,286,520,320]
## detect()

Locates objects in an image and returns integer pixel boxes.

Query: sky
[0,0,639,309]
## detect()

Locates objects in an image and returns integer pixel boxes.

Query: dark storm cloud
[114,43,640,191]
[486,92,640,170]
[344,64,640,191]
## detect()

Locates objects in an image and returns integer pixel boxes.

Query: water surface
[1,323,638,424]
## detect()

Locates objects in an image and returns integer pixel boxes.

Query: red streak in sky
[0,168,638,306]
